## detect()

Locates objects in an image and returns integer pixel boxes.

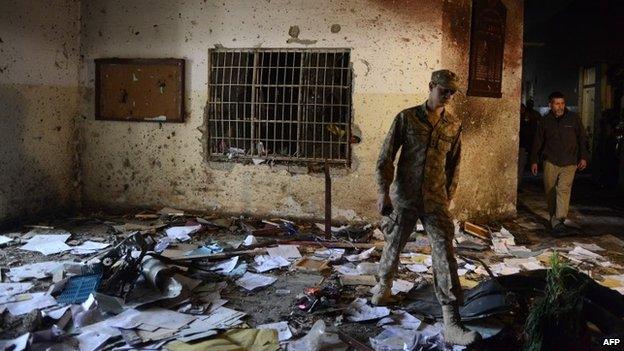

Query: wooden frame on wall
[466,0,507,98]
[95,58,185,122]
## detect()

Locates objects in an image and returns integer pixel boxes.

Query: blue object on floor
[57,273,102,304]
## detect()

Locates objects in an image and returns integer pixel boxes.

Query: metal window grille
[207,48,352,165]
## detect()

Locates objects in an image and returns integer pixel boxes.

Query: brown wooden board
[95,58,185,122]
[467,0,506,98]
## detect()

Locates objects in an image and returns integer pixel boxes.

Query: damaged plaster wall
[0,1,81,224]
[78,0,522,222]
[441,0,524,221]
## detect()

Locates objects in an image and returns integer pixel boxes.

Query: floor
[0,176,623,350]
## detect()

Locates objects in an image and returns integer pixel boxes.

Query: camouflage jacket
[376,101,462,213]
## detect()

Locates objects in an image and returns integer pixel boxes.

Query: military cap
[431,69,460,92]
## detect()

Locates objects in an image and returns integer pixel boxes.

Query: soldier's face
[549,98,565,117]
[429,83,455,107]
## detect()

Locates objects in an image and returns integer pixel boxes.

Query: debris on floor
[0,209,623,350]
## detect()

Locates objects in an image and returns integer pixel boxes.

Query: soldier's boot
[371,279,395,306]
[442,304,481,346]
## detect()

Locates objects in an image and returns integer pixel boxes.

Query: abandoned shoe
[442,304,482,346]
[371,283,395,305]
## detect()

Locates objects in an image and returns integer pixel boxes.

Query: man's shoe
[442,305,482,346]
[552,222,567,236]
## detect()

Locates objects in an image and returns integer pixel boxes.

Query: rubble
[0,208,623,350]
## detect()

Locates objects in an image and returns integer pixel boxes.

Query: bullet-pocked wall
[78,0,523,222]
[0,1,81,224]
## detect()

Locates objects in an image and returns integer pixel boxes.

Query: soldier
[374,70,480,346]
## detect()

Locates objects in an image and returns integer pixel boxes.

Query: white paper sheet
[407,264,429,273]
[0,235,14,245]
[568,246,604,260]
[188,306,246,331]
[0,333,30,351]
[4,292,57,316]
[346,297,390,322]
[334,263,360,276]
[76,328,118,351]
[235,272,277,291]
[377,310,422,330]
[267,245,301,260]
[371,279,414,295]
[20,234,72,255]
[211,256,239,274]
[165,225,202,241]
[8,261,65,281]
[257,321,293,341]
[243,235,258,246]
[345,247,375,262]
[0,282,33,298]
[70,241,111,255]
[106,307,196,330]
[313,248,345,261]
[253,255,290,273]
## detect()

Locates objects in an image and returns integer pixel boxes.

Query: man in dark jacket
[530,91,589,234]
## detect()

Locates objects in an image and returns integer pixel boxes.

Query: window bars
[207,49,352,165]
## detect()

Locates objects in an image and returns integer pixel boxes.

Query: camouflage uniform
[376,101,463,305]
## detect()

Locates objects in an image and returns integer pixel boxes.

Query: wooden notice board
[95,58,185,122]
[466,0,506,98]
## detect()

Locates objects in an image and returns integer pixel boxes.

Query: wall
[78,0,523,222]
[441,0,524,221]
[0,0,81,224]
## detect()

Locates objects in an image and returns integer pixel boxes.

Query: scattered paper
[340,275,377,286]
[313,248,345,261]
[254,255,290,273]
[566,246,604,262]
[166,225,202,241]
[211,256,240,274]
[572,242,605,251]
[8,261,65,281]
[407,264,429,273]
[0,333,30,351]
[188,306,246,331]
[346,298,390,322]
[356,262,379,275]
[4,292,57,316]
[243,235,258,246]
[76,327,119,351]
[345,247,375,262]
[106,308,196,330]
[0,283,34,304]
[377,310,422,330]
[334,263,360,276]
[0,235,14,245]
[71,241,111,255]
[267,245,301,260]
[20,234,72,255]
[257,321,293,341]
[159,207,185,216]
[235,272,277,291]
[371,279,414,295]
[399,253,432,266]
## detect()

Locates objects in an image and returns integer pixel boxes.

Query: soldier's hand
[531,163,538,176]
[578,159,587,171]
[377,192,393,216]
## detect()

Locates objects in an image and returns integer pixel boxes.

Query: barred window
[207,49,352,165]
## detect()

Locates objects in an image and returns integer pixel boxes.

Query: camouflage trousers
[378,207,463,305]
